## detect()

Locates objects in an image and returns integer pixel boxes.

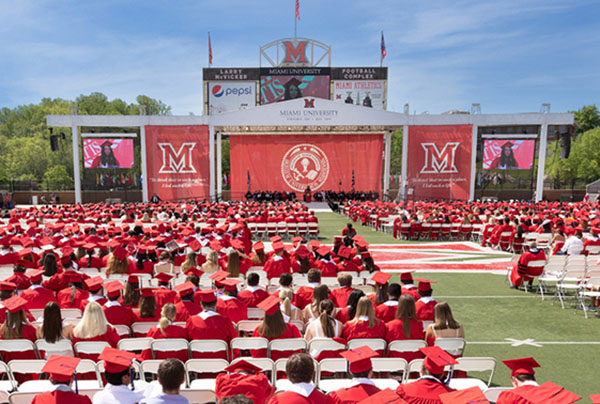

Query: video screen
[260,75,330,104]
[482,139,535,170]
[83,138,134,169]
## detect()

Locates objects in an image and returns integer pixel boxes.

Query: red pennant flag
[295,0,300,20]
[380,31,386,62]
[208,32,213,66]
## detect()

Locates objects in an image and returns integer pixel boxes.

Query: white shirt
[561,236,584,254]
[93,383,146,404]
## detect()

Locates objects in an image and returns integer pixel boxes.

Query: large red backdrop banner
[145,125,210,200]
[229,134,383,198]
[406,125,473,200]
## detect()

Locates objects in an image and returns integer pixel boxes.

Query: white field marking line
[434,295,537,298]
[384,269,508,275]
[469,339,600,347]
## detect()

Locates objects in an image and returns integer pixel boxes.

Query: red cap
[210,239,222,252]
[155,272,174,283]
[516,381,581,404]
[139,288,156,298]
[590,394,600,404]
[98,347,136,373]
[175,282,195,296]
[337,246,351,259]
[231,239,244,250]
[502,357,540,377]
[198,289,217,303]
[419,346,458,374]
[0,281,16,291]
[296,245,311,259]
[107,240,120,250]
[400,271,415,282]
[61,255,73,265]
[83,243,96,251]
[439,387,489,404]
[415,279,437,292]
[221,278,242,292]
[3,295,28,313]
[84,276,104,291]
[257,295,281,316]
[309,240,321,249]
[291,237,303,247]
[209,270,230,282]
[253,241,264,252]
[225,360,262,375]
[317,245,331,257]
[17,248,32,258]
[272,241,284,253]
[64,271,83,283]
[371,271,392,285]
[340,346,379,374]
[42,355,80,383]
[26,269,45,283]
[270,235,282,243]
[113,247,127,261]
[357,389,405,404]
[184,267,203,277]
[105,281,125,298]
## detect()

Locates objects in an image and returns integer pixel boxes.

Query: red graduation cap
[107,240,121,250]
[291,236,303,247]
[26,269,45,283]
[309,240,321,249]
[502,357,540,377]
[83,242,96,251]
[209,270,230,282]
[357,388,405,404]
[295,245,311,259]
[516,381,581,404]
[0,281,16,291]
[198,289,217,303]
[184,267,203,277]
[270,235,282,243]
[371,271,392,285]
[84,276,104,291]
[3,295,28,313]
[317,245,331,257]
[590,394,600,404]
[340,346,379,374]
[188,239,201,252]
[139,288,156,298]
[257,295,281,316]
[439,386,489,404]
[42,355,81,383]
[17,248,32,258]
[272,241,284,253]
[98,347,136,373]
[127,274,139,284]
[113,247,127,261]
[253,241,264,252]
[155,272,173,283]
[225,359,263,375]
[419,346,458,374]
[400,270,415,282]
[105,281,125,298]
[221,278,242,292]
[64,271,83,283]
[174,282,195,296]
[415,279,437,292]
[231,239,244,251]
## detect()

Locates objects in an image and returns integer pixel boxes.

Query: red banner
[145,125,210,201]
[230,134,383,197]
[406,125,473,200]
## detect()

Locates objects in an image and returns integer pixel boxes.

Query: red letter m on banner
[158,142,197,174]
[420,142,459,174]
[282,41,308,64]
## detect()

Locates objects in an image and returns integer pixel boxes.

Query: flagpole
[380,31,383,68]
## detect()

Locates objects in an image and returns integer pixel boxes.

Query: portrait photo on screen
[482,139,535,170]
[83,138,135,169]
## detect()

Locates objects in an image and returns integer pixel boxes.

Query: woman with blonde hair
[425,301,465,347]
[304,299,342,342]
[342,296,386,340]
[201,250,219,274]
[180,252,198,273]
[72,301,120,358]
[385,295,425,362]
[144,303,187,361]
[302,284,331,322]
[279,289,303,322]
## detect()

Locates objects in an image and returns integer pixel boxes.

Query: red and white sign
[482,139,535,170]
[83,138,134,169]
[407,125,473,200]
[145,126,210,201]
[229,134,383,197]
[332,80,385,109]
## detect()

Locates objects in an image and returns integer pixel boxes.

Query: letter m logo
[420,142,460,174]
[282,41,308,64]
[304,98,315,108]
[158,142,197,174]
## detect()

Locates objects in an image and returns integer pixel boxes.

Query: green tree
[136,95,171,116]
[571,105,600,134]
[43,165,73,190]
[390,129,402,175]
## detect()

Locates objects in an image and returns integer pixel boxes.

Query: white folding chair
[0,340,40,360]
[230,337,269,359]
[387,339,427,357]
[448,357,496,390]
[189,340,229,361]
[247,308,265,319]
[0,361,16,393]
[113,324,132,338]
[236,320,262,336]
[275,358,318,390]
[434,338,466,357]
[347,338,386,354]
[60,308,82,319]
[179,389,217,404]
[316,358,351,392]
[131,322,156,336]
[73,341,110,358]
[268,338,306,359]
[9,392,42,404]
[371,357,407,390]
[8,360,49,392]
[483,387,513,402]
[151,339,189,360]
[185,359,229,390]
[230,357,275,384]
[34,338,74,359]
[117,337,153,353]
[142,359,188,388]
[308,338,346,360]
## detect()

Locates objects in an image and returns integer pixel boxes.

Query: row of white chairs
[248,222,319,241]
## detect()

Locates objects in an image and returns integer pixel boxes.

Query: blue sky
[0,0,598,115]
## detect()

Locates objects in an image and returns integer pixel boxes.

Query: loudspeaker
[559,132,571,159]
[50,135,59,152]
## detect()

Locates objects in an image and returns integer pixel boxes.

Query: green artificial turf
[315,212,600,401]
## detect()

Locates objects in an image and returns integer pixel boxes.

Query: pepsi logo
[212,85,224,97]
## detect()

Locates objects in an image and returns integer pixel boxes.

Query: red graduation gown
[269,388,335,404]
[103,302,135,326]
[32,388,93,404]
[385,319,426,363]
[329,382,381,404]
[174,300,202,322]
[237,287,270,308]
[251,323,302,360]
[20,285,57,310]
[330,286,354,308]
[185,311,238,344]
[395,378,454,404]
[216,372,275,404]
[495,384,538,404]
[217,296,248,324]
[375,300,399,323]
[342,319,387,341]
[264,257,291,279]
[415,299,437,322]
[56,288,89,310]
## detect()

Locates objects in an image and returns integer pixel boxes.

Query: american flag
[380,31,386,61]
[295,0,300,20]
[208,32,213,66]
